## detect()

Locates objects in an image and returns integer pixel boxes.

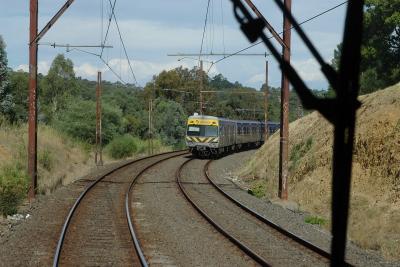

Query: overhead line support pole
[28,0,38,200]
[264,60,269,139]
[278,0,291,200]
[242,0,286,48]
[95,72,103,166]
[199,60,204,115]
[32,0,75,44]
[28,0,75,199]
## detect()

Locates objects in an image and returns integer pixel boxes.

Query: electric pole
[27,0,75,199]
[28,0,38,199]
[279,0,292,200]
[148,99,153,155]
[264,60,269,139]
[95,72,103,166]
[199,60,204,115]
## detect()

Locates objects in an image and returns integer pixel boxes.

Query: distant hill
[239,82,400,260]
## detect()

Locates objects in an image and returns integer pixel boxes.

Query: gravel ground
[131,154,257,266]
[208,149,400,267]
[180,157,328,267]
[0,154,176,266]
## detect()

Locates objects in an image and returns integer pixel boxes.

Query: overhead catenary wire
[206,0,349,73]
[100,0,117,58]
[99,56,126,84]
[106,0,138,85]
[199,0,212,64]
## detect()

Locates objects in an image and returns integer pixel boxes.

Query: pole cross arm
[31,0,75,45]
[242,0,286,48]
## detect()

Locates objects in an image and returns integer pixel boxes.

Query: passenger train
[185,113,280,157]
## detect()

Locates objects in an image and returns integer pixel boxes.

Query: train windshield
[187,125,218,137]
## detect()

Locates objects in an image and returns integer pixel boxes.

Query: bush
[305,216,327,226]
[53,98,123,144]
[0,164,28,216]
[106,135,138,159]
[247,181,266,198]
[290,137,313,172]
[38,148,53,171]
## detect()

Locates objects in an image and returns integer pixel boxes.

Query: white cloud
[75,58,219,85]
[15,61,50,75]
[74,63,104,78]
[291,58,325,82]
[247,73,265,84]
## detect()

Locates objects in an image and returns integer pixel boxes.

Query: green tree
[153,99,186,148]
[41,54,77,122]
[0,35,14,119]
[8,71,29,122]
[53,99,123,144]
[361,0,400,92]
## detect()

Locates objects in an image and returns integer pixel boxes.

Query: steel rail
[52,150,186,267]
[204,160,353,266]
[176,158,271,267]
[125,151,190,267]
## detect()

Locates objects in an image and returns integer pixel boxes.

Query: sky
[0,0,347,90]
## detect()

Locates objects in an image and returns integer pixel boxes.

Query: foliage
[106,134,138,159]
[8,71,29,122]
[53,99,123,144]
[0,35,14,120]
[153,99,187,148]
[40,54,77,122]
[38,148,53,171]
[304,216,327,226]
[331,1,400,94]
[361,0,400,91]
[247,181,266,198]
[0,164,28,216]
[290,137,313,172]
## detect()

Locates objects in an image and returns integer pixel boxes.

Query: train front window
[187,125,218,137]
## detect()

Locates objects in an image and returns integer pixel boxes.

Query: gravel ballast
[209,149,399,267]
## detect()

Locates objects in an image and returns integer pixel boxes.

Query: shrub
[247,181,266,198]
[290,137,313,172]
[53,99,123,144]
[305,216,327,226]
[38,148,53,171]
[0,164,28,216]
[106,135,138,159]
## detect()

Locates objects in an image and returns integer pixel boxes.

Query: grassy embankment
[0,123,171,216]
[240,83,400,260]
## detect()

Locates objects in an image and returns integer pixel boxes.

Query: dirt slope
[0,124,98,194]
[240,83,400,260]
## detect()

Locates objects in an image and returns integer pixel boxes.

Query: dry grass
[240,83,400,260]
[0,124,104,194]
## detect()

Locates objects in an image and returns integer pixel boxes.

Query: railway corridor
[0,150,393,266]
[131,154,255,266]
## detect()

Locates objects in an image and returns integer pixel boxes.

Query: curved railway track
[52,150,351,266]
[204,159,336,261]
[176,157,345,266]
[53,150,187,267]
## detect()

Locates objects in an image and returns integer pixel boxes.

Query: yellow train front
[185,113,266,157]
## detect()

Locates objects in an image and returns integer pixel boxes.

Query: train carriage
[186,113,277,157]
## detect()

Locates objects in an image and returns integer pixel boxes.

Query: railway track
[52,150,350,266]
[52,150,187,267]
[177,158,339,266]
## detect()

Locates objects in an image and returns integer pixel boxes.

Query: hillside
[239,83,400,260]
[0,124,99,194]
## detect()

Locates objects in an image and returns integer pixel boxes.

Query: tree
[41,54,77,122]
[153,99,187,148]
[0,35,14,119]
[358,0,400,93]
[8,71,29,122]
[53,99,123,144]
